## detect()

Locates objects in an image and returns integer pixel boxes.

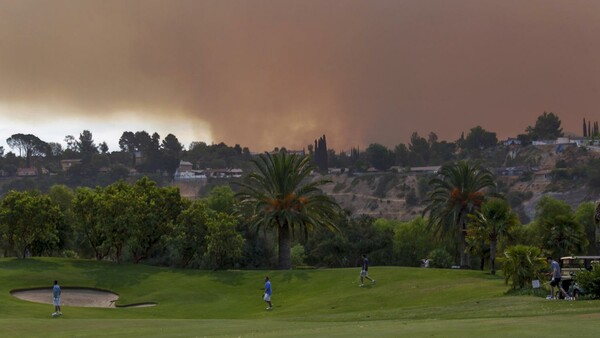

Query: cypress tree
[313,135,328,172]
[583,118,587,137]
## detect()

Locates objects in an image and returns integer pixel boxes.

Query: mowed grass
[1,258,600,337]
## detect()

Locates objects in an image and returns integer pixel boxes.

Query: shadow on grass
[0,258,62,271]
[68,260,154,290]
[275,270,311,284]
[209,270,249,286]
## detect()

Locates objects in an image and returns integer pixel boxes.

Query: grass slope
[1,258,600,337]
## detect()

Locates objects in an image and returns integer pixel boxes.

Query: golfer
[52,280,62,317]
[263,276,272,310]
[546,257,570,300]
[359,254,376,287]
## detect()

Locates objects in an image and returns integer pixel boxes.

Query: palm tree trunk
[460,231,469,267]
[460,220,470,268]
[490,240,497,275]
[278,224,292,269]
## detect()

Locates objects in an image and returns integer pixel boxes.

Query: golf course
[2,258,600,337]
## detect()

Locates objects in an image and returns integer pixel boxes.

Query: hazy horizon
[1,0,599,153]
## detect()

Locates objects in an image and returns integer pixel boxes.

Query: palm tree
[236,152,340,269]
[468,198,519,275]
[423,161,496,267]
[500,245,545,290]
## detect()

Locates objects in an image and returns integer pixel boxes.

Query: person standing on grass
[263,276,273,310]
[546,257,570,300]
[359,254,376,287]
[52,280,62,317]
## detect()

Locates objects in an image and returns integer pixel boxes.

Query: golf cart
[558,256,600,299]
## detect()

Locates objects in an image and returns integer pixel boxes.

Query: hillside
[317,144,600,222]
[319,172,422,220]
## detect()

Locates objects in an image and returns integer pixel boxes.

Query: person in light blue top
[52,280,62,317]
[263,276,272,310]
[546,257,570,300]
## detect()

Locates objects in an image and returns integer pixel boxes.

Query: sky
[1,0,599,153]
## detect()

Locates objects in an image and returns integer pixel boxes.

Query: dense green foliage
[0,190,63,258]
[532,196,588,258]
[525,111,564,140]
[424,161,496,267]
[575,263,600,299]
[0,110,598,278]
[236,152,340,269]
[500,245,545,289]
[467,198,519,274]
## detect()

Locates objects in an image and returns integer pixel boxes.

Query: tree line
[0,111,580,177]
[1,153,598,281]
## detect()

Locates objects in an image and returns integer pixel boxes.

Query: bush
[499,245,545,290]
[428,249,453,268]
[291,244,307,267]
[575,263,600,299]
[61,250,79,259]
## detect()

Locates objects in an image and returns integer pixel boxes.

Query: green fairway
[2,258,600,337]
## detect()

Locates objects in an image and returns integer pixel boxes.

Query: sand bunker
[10,288,156,308]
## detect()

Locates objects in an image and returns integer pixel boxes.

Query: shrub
[575,263,600,299]
[427,249,453,268]
[499,245,545,289]
[291,244,307,267]
[61,250,79,259]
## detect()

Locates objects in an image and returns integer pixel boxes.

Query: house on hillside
[174,161,207,181]
[410,166,441,175]
[206,168,244,178]
[16,167,48,177]
[532,138,577,147]
[60,159,82,171]
[495,166,528,177]
[503,138,522,146]
[533,169,552,182]
[587,145,600,153]
[229,168,243,178]
[178,161,193,172]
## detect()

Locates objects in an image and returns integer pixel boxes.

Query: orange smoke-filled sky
[1,0,599,152]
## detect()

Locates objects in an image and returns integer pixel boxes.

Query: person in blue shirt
[546,257,570,300]
[359,254,376,287]
[263,276,272,310]
[52,280,62,317]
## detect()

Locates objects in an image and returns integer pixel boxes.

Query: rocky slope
[318,144,600,222]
